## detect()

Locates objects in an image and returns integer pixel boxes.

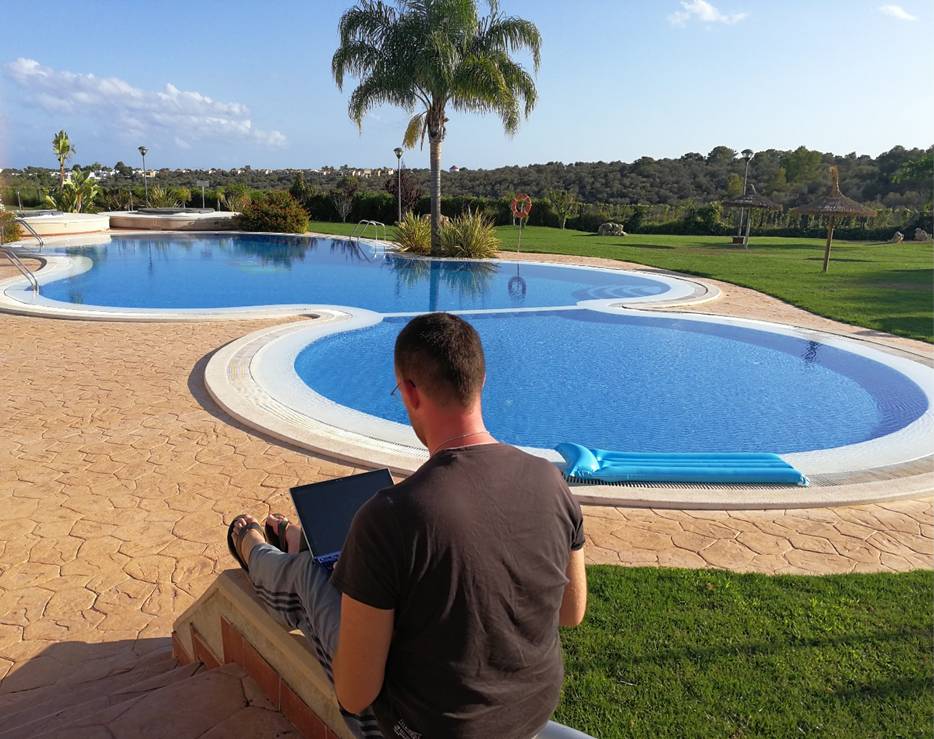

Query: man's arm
[559,548,587,627]
[333,594,395,715]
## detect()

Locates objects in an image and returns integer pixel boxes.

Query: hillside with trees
[2,145,930,238]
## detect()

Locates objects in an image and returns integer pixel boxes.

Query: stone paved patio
[0,253,931,695]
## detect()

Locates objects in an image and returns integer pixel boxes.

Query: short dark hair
[394,313,485,407]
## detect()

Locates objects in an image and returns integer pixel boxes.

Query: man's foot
[229,514,266,570]
[265,513,304,554]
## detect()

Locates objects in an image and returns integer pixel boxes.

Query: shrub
[395,211,431,254]
[1,211,22,243]
[45,168,101,213]
[440,208,500,258]
[146,186,180,208]
[236,191,309,234]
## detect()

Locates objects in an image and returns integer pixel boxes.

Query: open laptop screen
[289,468,394,558]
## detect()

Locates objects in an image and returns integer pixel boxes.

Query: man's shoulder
[391,443,565,498]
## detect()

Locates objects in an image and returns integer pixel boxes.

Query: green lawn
[555,567,933,738]
[308,222,934,342]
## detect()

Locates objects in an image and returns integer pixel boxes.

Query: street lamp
[138,146,149,205]
[737,149,754,240]
[394,146,404,224]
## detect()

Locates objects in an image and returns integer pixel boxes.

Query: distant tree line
[2,144,930,238]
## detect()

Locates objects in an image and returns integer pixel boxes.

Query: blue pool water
[294,310,928,453]
[39,235,669,311]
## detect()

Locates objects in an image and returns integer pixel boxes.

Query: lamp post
[138,146,149,205]
[737,149,754,240]
[393,146,404,224]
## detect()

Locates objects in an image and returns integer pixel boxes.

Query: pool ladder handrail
[14,218,45,250]
[0,243,39,292]
[351,219,388,243]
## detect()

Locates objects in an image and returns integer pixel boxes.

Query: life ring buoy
[510,193,532,220]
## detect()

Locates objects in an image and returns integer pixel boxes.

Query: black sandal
[265,513,308,553]
[227,514,264,572]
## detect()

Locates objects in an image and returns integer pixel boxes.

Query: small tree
[289,172,309,204]
[726,174,743,197]
[545,189,580,229]
[330,175,358,222]
[384,170,423,214]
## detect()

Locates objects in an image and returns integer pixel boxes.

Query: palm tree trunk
[429,134,442,256]
[59,161,65,189]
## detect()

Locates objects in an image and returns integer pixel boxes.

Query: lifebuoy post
[510,194,533,253]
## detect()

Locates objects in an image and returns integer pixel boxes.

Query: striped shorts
[248,543,383,738]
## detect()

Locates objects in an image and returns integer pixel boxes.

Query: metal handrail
[0,246,39,292]
[351,219,388,242]
[14,218,44,249]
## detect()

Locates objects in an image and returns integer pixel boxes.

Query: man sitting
[229,312,587,738]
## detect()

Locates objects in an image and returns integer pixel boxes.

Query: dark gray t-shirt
[330,443,585,739]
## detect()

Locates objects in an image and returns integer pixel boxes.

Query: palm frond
[478,16,541,71]
[403,112,428,148]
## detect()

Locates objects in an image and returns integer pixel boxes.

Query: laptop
[289,468,394,571]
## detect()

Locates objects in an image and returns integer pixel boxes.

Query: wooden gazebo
[723,185,780,248]
[794,166,876,272]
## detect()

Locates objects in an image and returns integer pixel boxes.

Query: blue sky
[1,0,930,172]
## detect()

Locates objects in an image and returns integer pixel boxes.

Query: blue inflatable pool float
[556,443,809,486]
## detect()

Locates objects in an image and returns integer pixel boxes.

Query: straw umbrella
[722,185,780,248]
[794,166,876,272]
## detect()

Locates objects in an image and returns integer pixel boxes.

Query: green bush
[440,208,500,258]
[395,211,431,254]
[236,191,309,234]
[1,211,22,243]
[146,186,181,208]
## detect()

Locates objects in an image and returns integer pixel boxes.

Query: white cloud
[879,4,917,21]
[668,0,748,26]
[3,58,287,148]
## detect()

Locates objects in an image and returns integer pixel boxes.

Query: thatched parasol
[723,185,780,247]
[794,166,876,272]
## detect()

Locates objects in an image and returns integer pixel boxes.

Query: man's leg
[240,529,383,738]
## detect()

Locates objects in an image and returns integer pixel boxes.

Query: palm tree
[52,130,76,188]
[332,0,541,254]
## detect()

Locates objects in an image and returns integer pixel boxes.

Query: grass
[555,567,933,738]
[308,221,934,342]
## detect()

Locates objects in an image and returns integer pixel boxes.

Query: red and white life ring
[510,193,533,220]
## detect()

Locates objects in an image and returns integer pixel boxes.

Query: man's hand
[333,594,394,714]
[559,548,587,627]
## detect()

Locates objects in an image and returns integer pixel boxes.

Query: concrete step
[0,645,177,735]
[4,661,202,738]
[33,663,299,739]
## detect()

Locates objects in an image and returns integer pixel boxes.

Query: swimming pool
[294,309,929,455]
[7,231,932,490]
[27,234,677,313]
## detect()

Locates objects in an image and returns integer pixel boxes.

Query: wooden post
[821,216,836,273]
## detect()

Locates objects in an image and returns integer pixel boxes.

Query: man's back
[332,443,585,739]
